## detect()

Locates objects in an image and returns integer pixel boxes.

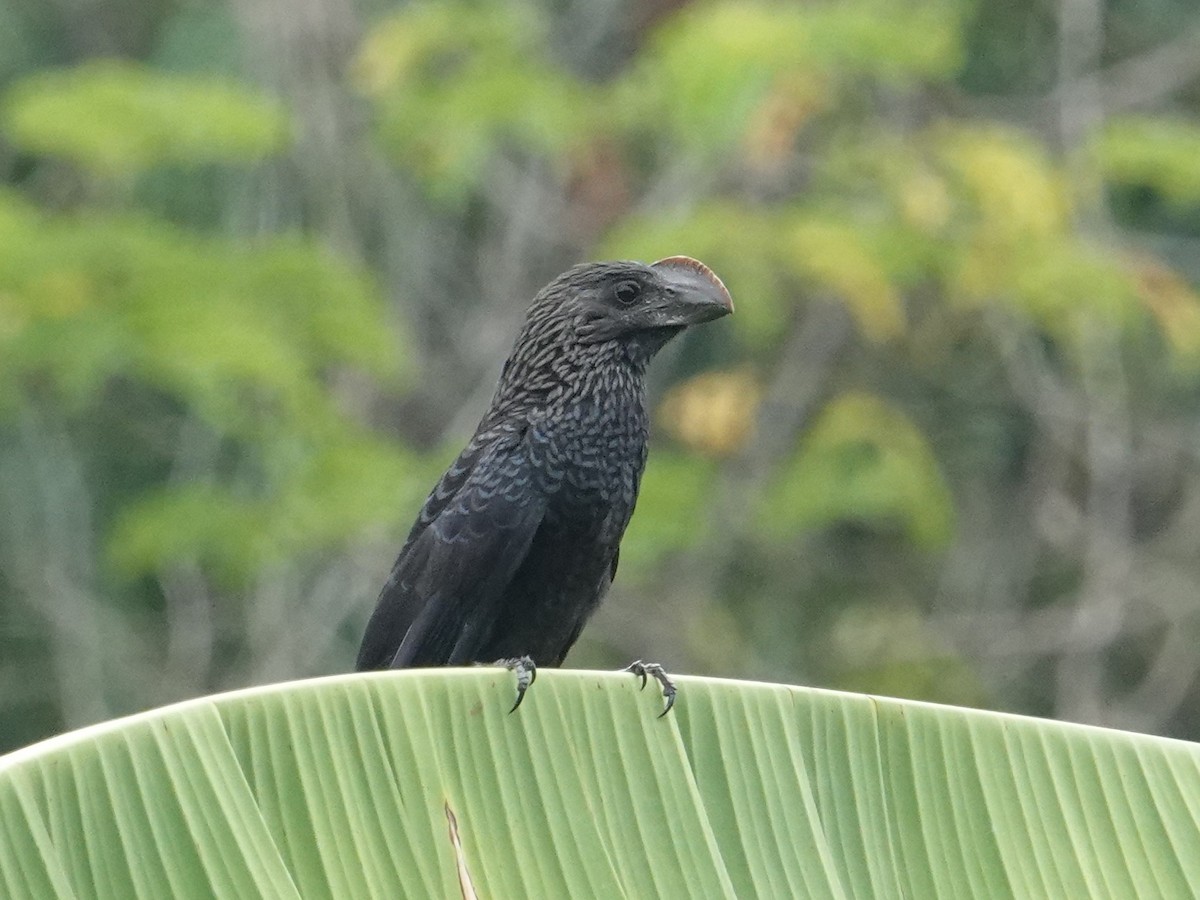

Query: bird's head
[526,256,733,362]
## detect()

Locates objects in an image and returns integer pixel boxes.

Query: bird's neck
[494,340,649,430]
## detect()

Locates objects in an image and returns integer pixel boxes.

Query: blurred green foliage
[761,392,955,549]
[4,61,289,175]
[624,0,962,153]
[357,3,597,196]
[0,192,400,412]
[109,434,432,582]
[0,65,418,589]
[1099,117,1200,208]
[620,452,719,572]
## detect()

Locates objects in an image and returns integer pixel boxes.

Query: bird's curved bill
[651,256,734,326]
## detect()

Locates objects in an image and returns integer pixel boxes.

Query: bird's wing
[355,428,546,670]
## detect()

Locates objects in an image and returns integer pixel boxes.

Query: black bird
[356,256,733,713]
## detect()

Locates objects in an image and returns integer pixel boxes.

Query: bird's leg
[623,660,677,717]
[487,655,537,712]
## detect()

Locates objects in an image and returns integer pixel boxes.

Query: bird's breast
[530,389,649,506]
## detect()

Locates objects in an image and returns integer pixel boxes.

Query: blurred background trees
[3,0,1200,753]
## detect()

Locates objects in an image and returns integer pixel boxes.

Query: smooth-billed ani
[356,256,733,712]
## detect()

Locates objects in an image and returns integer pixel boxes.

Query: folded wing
[355,428,546,670]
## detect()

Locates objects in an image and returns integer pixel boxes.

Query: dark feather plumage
[356,257,732,675]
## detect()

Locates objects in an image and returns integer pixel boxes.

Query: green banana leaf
[2,669,1198,898]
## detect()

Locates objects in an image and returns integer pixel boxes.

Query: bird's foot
[623,660,677,717]
[488,655,537,713]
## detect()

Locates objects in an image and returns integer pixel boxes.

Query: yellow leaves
[1131,256,1200,364]
[937,126,1068,241]
[898,169,952,233]
[743,72,829,171]
[670,3,808,66]
[932,125,1149,344]
[650,0,961,90]
[660,368,761,457]
[953,235,1139,347]
[633,0,960,159]
[352,13,430,96]
[790,218,905,342]
[760,391,954,549]
[609,118,1199,369]
[360,0,964,186]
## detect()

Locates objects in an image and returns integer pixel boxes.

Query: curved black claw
[492,655,537,713]
[623,660,677,717]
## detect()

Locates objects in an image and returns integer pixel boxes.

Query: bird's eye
[614,280,641,304]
